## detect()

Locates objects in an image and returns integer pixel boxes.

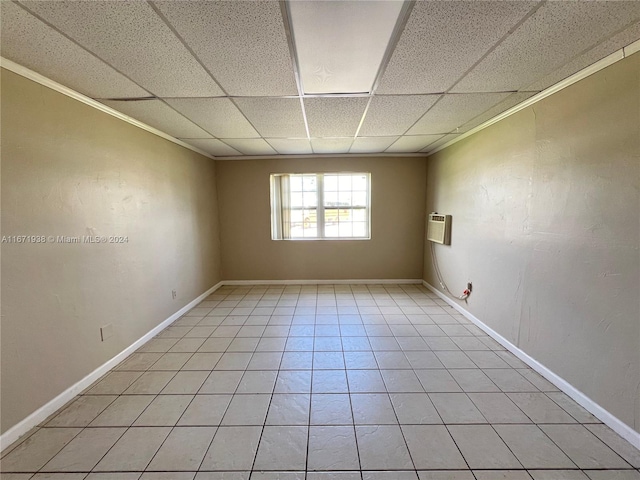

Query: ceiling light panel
[222,139,277,156]
[1,2,148,99]
[19,0,223,97]
[525,21,640,92]
[376,1,540,94]
[452,1,640,93]
[289,1,404,94]
[179,139,241,157]
[407,93,511,136]
[165,98,259,139]
[358,95,440,137]
[304,97,369,137]
[233,98,307,138]
[100,100,212,139]
[153,1,297,96]
[267,139,313,155]
[350,137,399,154]
[311,138,354,154]
[386,135,444,153]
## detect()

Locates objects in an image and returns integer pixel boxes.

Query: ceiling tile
[267,139,313,155]
[386,135,443,153]
[19,0,223,97]
[165,98,258,139]
[459,92,538,133]
[289,0,404,94]
[233,98,307,138]
[179,139,241,157]
[304,97,369,137]
[525,21,640,91]
[311,138,353,154]
[100,100,212,139]
[422,134,460,154]
[153,1,296,96]
[406,93,511,136]
[350,137,399,154]
[452,1,640,93]
[358,95,440,136]
[0,2,147,99]
[376,1,539,94]
[221,139,277,156]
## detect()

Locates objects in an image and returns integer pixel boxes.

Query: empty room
[1,0,639,479]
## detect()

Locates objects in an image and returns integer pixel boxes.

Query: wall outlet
[100,324,114,342]
[172,290,177,299]
[467,282,473,292]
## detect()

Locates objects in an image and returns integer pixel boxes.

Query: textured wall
[1,70,222,433]
[217,156,426,281]
[424,54,640,432]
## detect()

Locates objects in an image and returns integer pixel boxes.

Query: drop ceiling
[2,0,639,158]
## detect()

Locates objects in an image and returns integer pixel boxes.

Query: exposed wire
[429,241,470,301]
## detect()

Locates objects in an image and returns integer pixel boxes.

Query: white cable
[429,241,469,301]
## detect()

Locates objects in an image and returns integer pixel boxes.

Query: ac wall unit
[427,213,451,245]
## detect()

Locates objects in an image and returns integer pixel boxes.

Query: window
[271,172,370,240]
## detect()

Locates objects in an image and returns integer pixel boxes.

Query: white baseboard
[0,281,223,453]
[422,280,640,450]
[221,279,423,285]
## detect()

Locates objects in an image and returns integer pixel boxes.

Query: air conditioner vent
[427,213,451,245]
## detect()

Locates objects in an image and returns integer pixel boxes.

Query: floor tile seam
[35,421,614,434]
[15,466,640,474]
[35,421,130,476]
[540,390,592,425]
[442,423,475,473]
[341,345,364,473]
[247,337,287,474]
[534,423,635,470]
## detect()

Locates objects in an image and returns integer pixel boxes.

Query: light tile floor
[2,284,640,480]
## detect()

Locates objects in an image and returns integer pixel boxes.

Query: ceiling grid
[1,0,638,158]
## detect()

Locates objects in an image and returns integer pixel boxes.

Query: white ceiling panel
[165,98,258,139]
[5,0,637,158]
[179,139,241,157]
[376,1,539,94]
[304,97,369,138]
[407,93,511,136]
[525,22,640,92]
[358,95,440,137]
[19,0,223,97]
[386,135,443,153]
[422,134,460,154]
[350,137,399,154]
[459,92,538,133]
[153,1,297,96]
[222,139,277,156]
[452,1,640,93]
[311,138,353,154]
[1,2,148,99]
[267,139,313,155]
[233,98,307,138]
[100,100,212,139]
[289,1,403,94]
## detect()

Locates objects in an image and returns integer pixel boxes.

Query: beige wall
[0,70,222,433]
[424,54,640,432]
[217,157,426,280]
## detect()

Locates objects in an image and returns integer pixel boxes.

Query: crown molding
[426,40,640,156]
[0,57,216,160]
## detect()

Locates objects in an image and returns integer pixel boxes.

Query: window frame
[271,172,371,241]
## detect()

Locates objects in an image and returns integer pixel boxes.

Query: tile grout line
[4,283,638,476]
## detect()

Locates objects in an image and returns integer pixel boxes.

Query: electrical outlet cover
[100,324,114,341]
